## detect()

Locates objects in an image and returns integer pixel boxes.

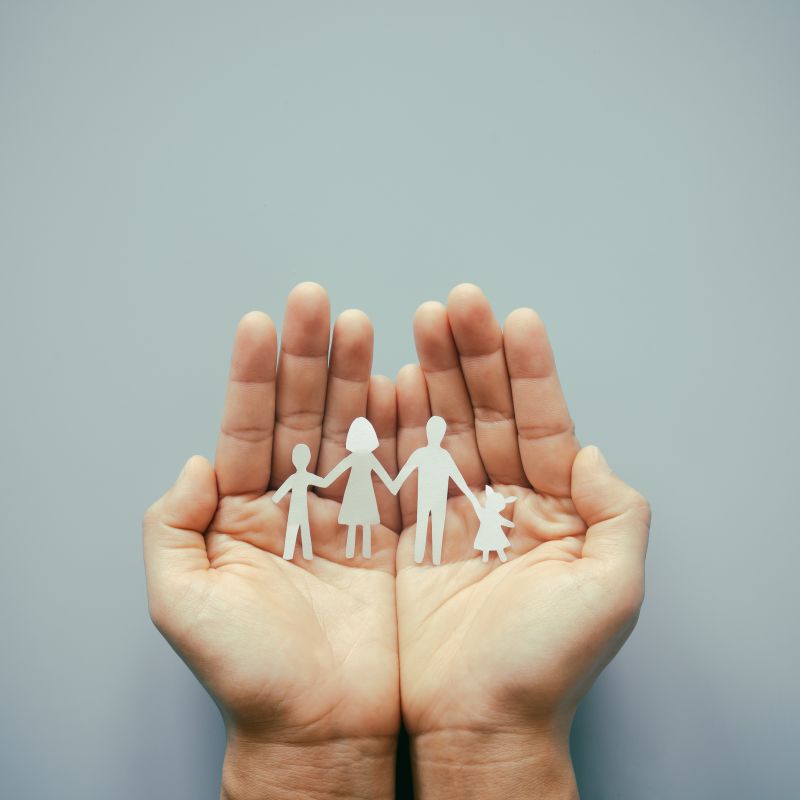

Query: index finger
[504,308,580,497]
[215,312,277,497]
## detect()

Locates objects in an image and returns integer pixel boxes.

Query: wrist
[221,731,396,800]
[409,727,577,800]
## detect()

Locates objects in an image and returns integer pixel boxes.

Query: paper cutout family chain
[272,416,516,565]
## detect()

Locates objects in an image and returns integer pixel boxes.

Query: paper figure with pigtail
[472,486,516,562]
[272,415,517,565]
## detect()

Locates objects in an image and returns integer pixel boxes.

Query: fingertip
[369,373,395,393]
[236,311,277,349]
[447,283,501,354]
[413,300,447,331]
[504,307,554,377]
[289,281,328,302]
[334,308,374,344]
[182,453,214,476]
[413,301,458,370]
[177,455,217,495]
[396,363,423,391]
[286,282,330,320]
[447,282,486,308]
[282,282,331,355]
[369,374,396,406]
[330,309,374,379]
[165,455,218,531]
[504,307,544,334]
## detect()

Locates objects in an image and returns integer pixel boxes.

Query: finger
[396,364,430,528]
[572,446,650,566]
[367,374,401,532]
[316,309,374,500]
[446,284,527,486]
[143,456,217,603]
[271,283,331,487]
[413,302,486,488]
[504,308,580,497]
[215,312,277,497]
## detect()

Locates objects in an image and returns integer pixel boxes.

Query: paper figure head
[484,485,516,511]
[291,443,312,469]
[425,415,447,445]
[345,417,379,452]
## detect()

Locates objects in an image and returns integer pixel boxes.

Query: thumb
[143,455,218,580]
[571,446,650,566]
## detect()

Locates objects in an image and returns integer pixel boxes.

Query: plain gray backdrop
[1,2,798,798]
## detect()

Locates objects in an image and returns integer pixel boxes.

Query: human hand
[143,284,401,800]
[394,285,650,799]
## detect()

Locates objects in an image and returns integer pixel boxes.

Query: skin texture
[143,282,651,800]
[394,285,650,797]
[143,284,401,800]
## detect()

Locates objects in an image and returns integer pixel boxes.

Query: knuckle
[628,490,652,522]
[142,502,161,530]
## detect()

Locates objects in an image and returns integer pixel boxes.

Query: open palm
[143,284,401,745]
[394,285,650,741]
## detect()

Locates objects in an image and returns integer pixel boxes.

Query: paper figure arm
[500,518,516,528]
[389,451,419,495]
[271,475,293,504]
[317,454,351,489]
[447,453,478,507]
[369,453,394,490]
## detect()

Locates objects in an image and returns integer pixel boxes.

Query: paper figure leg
[362,525,372,558]
[300,521,313,560]
[346,525,357,559]
[431,504,446,566]
[482,550,489,562]
[497,547,508,562]
[414,510,431,564]
[283,523,300,560]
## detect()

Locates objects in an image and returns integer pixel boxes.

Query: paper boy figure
[272,443,330,560]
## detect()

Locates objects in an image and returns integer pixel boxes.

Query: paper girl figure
[271,443,331,561]
[322,417,394,559]
[472,485,516,562]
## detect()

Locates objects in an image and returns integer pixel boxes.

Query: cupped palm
[144,284,402,742]
[394,285,650,738]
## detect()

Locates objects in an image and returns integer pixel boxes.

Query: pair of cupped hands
[143,283,650,800]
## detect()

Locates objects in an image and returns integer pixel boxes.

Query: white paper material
[271,443,328,560]
[273,415,517,564]
[390,416,478,565]
[472,486,516,562]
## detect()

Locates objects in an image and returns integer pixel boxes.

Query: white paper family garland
[272,416,516,565]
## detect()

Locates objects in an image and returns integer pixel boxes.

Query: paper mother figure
[321,417,394,559]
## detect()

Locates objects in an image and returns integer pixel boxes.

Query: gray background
[1,2,798,798]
